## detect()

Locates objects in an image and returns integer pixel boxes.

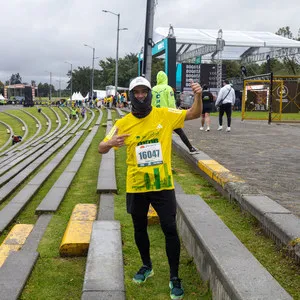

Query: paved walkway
[183,116,300,217]
[0,105,22,112]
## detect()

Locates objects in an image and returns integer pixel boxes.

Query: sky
[0,0,299,89]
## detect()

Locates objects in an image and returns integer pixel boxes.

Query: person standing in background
[215,80,235,132]
[152,71,199,154]
[199,84,214,132]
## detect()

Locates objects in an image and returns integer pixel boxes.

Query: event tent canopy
[154,27,300,63]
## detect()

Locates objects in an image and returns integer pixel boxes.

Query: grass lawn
[0,107,298,299]
[210,111,300,121]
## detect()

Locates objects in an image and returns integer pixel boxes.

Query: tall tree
[0,81,4,95]
[276,26,293,39]
[275,26,300,74]
[9,73,22,84]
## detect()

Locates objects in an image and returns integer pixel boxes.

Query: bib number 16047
[135,143,163,167]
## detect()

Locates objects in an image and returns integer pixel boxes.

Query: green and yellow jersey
[104,107,186,193]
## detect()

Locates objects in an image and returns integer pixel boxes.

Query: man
[215,80,235,132]
[152,70,198,154]
[98,76,202,300]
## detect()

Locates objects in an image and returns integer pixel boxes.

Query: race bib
[135,143,163,167]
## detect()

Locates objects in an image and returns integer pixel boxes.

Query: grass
[0,107,299,299]
[210,111,300,121]
[20,112,105,299]
[171,151,300,299]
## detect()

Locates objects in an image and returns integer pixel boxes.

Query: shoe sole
[170,294,184,300]
[169,283,184,299]
[190,152,199,155]
[132,270,154,284]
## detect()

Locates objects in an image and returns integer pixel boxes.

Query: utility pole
[143,0,155,82]
[216,29,225,89]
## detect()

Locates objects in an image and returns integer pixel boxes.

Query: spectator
[215,80,235,132]
[71,108,77,119]
[152,70,199,154]
[98,76,203,300]
[199,84,214,131]
[12,135,22,145]
[81,107,86,118]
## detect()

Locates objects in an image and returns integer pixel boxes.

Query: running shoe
[133,265,154,283]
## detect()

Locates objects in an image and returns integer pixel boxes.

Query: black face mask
[129,89,152,118]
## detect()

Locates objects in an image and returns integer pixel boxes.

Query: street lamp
[102,10,128,97]
[64,61,73,102]
[84,44,95,101]
[56,78,62,98]
[45,70,52,101]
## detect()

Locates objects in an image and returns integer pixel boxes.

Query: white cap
[129,76,151,91]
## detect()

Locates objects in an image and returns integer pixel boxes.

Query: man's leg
[200,114,205,130]
[127,193,152,268]
[150,190,180,279]
[151,190,184,299]
[219,105,225,126]
[224,103,232,127]
[174,128,194,152]
[127,193,154,283]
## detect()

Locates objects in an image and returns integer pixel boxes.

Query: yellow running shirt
[104,107,187,193]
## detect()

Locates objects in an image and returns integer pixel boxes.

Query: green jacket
[152,71,176,108]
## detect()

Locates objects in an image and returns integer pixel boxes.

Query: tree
[66,66,92,96]
[0,81,4,95]
[275,26,300,74]
[9,73,22,84]
[97,53,139,89]
[276,26,293,39]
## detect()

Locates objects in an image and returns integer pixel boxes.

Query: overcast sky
[0,0,299,89]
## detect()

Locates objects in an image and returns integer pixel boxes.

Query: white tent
[94,90,106,99]
[70,92,85,101]
[0,94,5,100]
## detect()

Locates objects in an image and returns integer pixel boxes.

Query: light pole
[84,44,95,101]
[56,78,62,98]
[102,10,128,97]
[45,70,52,101]
[65,61,73,102]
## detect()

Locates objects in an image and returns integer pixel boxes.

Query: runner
[98,76,202,300]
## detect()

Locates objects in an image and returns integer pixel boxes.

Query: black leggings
[219,103,232,127]
[174,128,193,150]
[127,190,180,279]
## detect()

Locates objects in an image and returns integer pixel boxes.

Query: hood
[156,71,168,85]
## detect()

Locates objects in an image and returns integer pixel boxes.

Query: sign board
[181,63,201,90]
[181,63,226,91]
[200,64,226,89]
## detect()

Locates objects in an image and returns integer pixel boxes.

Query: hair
[223,80,229,84]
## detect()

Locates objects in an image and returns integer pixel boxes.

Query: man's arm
[185,82,203,120]
[98,128,129,154]
[215,87,224,107]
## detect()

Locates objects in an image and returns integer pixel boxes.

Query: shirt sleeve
[165,108,186,130]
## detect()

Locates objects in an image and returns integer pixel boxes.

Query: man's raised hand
[190,79,202,95]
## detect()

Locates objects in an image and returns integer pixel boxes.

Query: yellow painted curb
[198,160,244,187]
[148,204,160,225]
[0,224,33,267]
[59,204,97,257]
